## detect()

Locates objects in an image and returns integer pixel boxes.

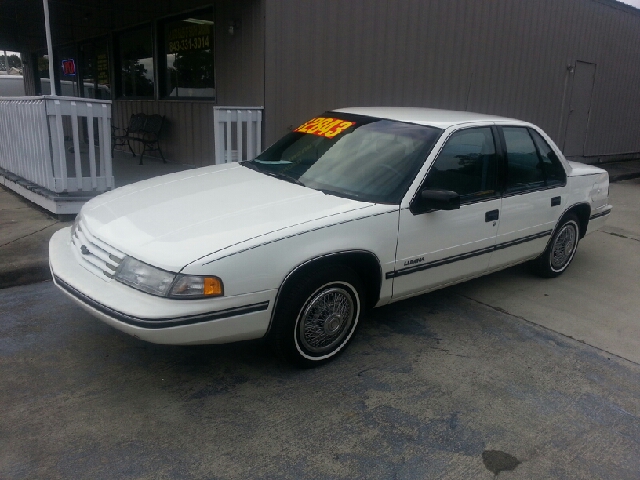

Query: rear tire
[530,213,580,278]
[269,264,364,368]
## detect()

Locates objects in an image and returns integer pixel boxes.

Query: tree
[168,50,213,94]
[8,55,21,68]
[38,56,49,77]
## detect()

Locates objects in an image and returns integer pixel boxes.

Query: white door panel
[490,189,563,269]
[392,199,501,298]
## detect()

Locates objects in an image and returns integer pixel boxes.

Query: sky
[618,0,640,8]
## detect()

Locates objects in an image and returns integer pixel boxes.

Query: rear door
[489,126,568,270]
[392,126,501,299]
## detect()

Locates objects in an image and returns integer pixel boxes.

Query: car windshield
[243,112,442,203]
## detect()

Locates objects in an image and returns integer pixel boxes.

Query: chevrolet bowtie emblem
[80,245,90,255]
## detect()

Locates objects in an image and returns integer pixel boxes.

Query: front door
[392,126,501,299]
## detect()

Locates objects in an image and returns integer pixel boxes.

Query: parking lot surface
[2,280,640,479]
[1,180,639,479]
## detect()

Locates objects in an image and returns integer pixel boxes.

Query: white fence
[0,95,113,193]
[213,107,263,164]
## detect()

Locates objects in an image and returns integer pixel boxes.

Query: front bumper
[49,227,275,345]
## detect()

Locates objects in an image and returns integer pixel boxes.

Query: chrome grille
[70,217,125,280]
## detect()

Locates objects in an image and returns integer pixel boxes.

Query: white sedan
[49,107,612,367]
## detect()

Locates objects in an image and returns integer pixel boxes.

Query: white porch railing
[0,95,113,193]
[213,107,263,164]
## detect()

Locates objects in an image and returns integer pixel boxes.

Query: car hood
[81,163,373,272]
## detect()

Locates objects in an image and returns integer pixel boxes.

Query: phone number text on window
[168,35,211,54]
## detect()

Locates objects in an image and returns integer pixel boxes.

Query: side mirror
[411,189,460,214]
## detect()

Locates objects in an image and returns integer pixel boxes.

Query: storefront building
[11,0,262,167]
[1,0,639,172]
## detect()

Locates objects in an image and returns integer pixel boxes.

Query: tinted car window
[424,127,498,201]
[529,129,566,186]
[503,127,545,191]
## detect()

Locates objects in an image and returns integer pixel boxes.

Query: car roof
[333,107,523,129]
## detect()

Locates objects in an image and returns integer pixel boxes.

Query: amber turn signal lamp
[204,277,223,296]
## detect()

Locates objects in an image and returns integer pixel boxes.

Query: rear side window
[503,127,545,191]
[503,127,566,192]
[529,129,566,186]
[424,127,499,202]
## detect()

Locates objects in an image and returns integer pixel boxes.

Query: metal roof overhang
[0,0,169,52]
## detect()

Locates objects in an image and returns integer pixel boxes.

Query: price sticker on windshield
[294,117,356,138]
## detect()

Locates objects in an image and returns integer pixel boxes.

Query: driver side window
[424,127,499,202]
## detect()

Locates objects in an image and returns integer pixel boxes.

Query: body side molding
[54,275,269,329]
[387,230,552,279]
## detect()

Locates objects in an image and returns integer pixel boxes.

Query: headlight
[115,256,175,296]
[114,256,224,299]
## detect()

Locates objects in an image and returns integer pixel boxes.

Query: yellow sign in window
[167,23,212,54]
[294,117,356,138]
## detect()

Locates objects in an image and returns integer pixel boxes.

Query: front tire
[531,213,580,278]
[269,264,364,368]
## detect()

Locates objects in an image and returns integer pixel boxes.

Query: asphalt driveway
[1,180,639,479]
[1,280,639,479]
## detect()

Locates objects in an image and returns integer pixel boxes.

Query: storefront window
[80,41,111,99]
[118,26,154,97]
[161,12,215,99]
[96,47,111,97]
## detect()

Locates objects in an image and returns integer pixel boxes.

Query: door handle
[485,209,499,222]
[551,196,561,206]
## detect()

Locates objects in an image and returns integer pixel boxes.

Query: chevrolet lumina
[49,107,612,367]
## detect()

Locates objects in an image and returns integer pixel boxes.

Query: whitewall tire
[269,264,364,368]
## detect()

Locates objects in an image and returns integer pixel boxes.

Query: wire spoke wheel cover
[271,264,364,366]
[298,286,355,354]
[550,222,577,270]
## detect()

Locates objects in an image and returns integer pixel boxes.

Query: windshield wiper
[267,171,306,186]
[243,162,305,187]
[316,188,362,200]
